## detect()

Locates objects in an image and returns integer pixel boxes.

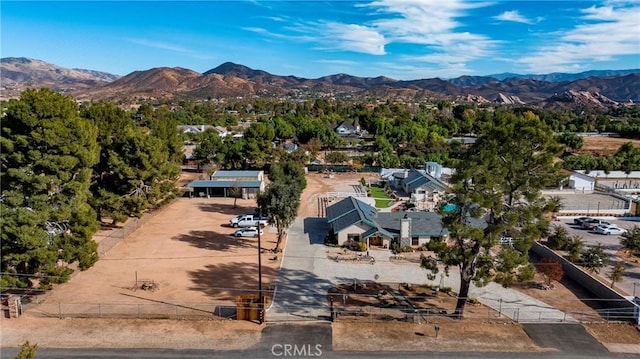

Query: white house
[177,125,228,138]
[382,167,449,211]
[568,172,595,191]
[333,120,359,136]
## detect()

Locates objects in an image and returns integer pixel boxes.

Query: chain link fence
[96,198,178,256]
[13,297,636,324]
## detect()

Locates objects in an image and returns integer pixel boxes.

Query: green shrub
[400,246,414,253]
[357,241,368,252]
[391,243,414,253]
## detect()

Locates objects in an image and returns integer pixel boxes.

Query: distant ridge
[2,57,639,106]
[0,57,119,99]
[488,69,640,82]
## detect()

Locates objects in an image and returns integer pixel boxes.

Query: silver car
[594,224,626,235]
[233,226,264,237]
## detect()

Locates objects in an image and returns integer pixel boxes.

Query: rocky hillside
[3,58,639,108]
[0,57,119,99]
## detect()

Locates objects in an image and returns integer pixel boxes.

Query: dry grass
[332,321,543,352]
[584,323,640,344]
[580,137,640,156]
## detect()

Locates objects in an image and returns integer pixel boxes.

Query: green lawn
[368,186,393,208]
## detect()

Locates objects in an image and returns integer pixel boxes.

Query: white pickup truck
[230,213,268,228]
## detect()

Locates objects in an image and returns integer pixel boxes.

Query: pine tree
[1,89,100,288]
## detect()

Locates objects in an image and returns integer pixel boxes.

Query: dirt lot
[580,136,640,156]
[27,195,283,312]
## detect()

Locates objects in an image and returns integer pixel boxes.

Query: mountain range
[1,57,639,109]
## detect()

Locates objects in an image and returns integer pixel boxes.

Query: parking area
[556,216,640,297]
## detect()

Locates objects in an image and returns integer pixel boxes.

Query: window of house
[411,236,419,246]
[348,234,361,242]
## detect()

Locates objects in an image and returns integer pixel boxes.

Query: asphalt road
[2,347,636,358]
[4,323,636,359]
[522,323,609,355]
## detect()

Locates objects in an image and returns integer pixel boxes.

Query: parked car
[573,216,593,226]
[233,226,264,238]
[230,213,268,228]
[594,224,627,235]
[581,218,611,230]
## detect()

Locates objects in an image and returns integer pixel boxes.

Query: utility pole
[257,208,264,324]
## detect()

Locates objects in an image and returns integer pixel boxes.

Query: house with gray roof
[382,167,449,211]
[326,196,449,249]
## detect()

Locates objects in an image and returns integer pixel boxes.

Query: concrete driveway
[268,216,573,323]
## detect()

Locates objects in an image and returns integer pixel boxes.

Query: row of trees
[1,89,182,289]
[158,97,640,140]
[185,98,639,172]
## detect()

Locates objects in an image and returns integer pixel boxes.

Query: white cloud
[493,10,533,24]
[365,0,492,45]
[315,22,388,55]
[126,38,197,54]
[376,61,474,80]
[245,0,495,65]
[517,3,640,73]
[243,26,314,42]
[314,59,359,66]
[360,0,497,69]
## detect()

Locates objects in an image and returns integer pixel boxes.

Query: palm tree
[545,195,564,221]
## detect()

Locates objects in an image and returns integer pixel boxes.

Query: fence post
[58,302,62,319]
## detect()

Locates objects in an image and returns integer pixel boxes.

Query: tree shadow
[303,217,329,245]
[187,262,334,317]
[172,230,255,251]
[187,261,277,301]
[196,202,255,215]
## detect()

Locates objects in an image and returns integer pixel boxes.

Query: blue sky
[2,1,639,79]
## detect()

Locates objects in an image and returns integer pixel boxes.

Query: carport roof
[211,170,263,179]
[187,180,262,188]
